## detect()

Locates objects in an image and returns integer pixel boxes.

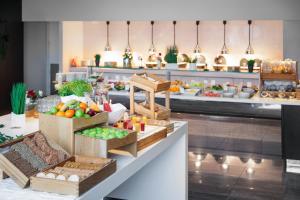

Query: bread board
[0,131,70,188]
[137,125,167,151]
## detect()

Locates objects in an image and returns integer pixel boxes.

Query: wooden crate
[0,169,8,180]
[134,102,170,120]
[39,112,108,155]
[147,119,174,134]
[75,128,137,158]
[260,73,298,81]
[0,132,69,188]
[30,155,116,196]
[296,89,300,100]
[131,73,171,92]
[137,125,167,151]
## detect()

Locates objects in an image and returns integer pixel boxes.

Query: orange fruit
[79,102,88,110]
[65,110,75,118]
[56,103,64,110]
[56,111,65,117]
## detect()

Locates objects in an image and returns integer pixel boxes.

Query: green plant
[10,83,26,114]
[58,80,92,97]
[95,54,101,61]
[164,46,178,63]
[247,59,255,66]
[123,52,133,61]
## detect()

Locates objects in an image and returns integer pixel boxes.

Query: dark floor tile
[262,141,281,156]
[284,189,300,200]
[221,138,262,154]
[189,135,225,149]
[189,191,228,200]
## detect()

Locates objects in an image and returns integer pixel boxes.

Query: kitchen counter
[0,114,188,200]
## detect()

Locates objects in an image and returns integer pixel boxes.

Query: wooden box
[75,128,137,158]
[134,102,171,120]
[30,155,116,196]
[137,126,167,151]
[260,73,298,81]
[147,119,174,134]
[39,112,108,155]
[131,73,171,92]
[0,132,69,188]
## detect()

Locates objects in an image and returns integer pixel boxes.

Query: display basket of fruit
[74,126,137,158]
[131,73,171,92]
[30,155,116,196]
[39,100,108,155]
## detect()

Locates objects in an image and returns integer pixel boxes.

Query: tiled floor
[182,113,300,200]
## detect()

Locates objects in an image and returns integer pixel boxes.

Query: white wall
[22,0,300,21]
[62,21,84,72]
[80,20,282,68]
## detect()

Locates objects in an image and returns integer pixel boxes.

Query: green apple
[75,109,84,118]
[50,107,58,114]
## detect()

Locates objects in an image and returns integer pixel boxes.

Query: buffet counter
[0,114,188,200]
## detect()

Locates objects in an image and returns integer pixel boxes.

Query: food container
[100,103,127,125]
[238,92,250,99]
[30,155,116,196]
[223,92,234,98]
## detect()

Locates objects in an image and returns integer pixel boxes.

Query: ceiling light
[148,21,156,54]
[104,21,112,51]
[194,20,201,54]
[245,20,254,54]
[125,21,132,53]
[221,20,229,54]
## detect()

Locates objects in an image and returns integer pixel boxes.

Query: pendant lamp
[148,21,156,54]
[125,21,132,53]
[194,21,201,54]
[104,21,112,51]
[245,20,254,54]
[220,20,229,54]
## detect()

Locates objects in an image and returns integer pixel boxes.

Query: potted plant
[123,52,133,68]
[164,46,178,69]
[10,83,26,127]
[95,54,101,67]
[247,59,255,73]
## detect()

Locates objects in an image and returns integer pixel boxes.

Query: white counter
[109,90,300,106]
[0,114,188,200]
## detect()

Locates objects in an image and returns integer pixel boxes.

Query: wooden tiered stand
[130,73,171,120]
[260,61,299,98]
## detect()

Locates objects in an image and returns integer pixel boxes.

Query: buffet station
[0,74,188,200]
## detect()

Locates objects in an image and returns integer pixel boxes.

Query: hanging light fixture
[148,21,156,54]
[245,20,254,54]
[220,20,229,54]
[104,21,112,51]
[172,20,177,51]
[194,20,201,54]
[125,21,132,53]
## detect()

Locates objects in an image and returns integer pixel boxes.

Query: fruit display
[75,127,129,140]
[204,91,221,97]
[169,85,180,93]
[45,100,101,118]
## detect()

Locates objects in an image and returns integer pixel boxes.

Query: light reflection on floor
[188,149,300,200]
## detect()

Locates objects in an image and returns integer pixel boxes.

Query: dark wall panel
[0,0,23,114]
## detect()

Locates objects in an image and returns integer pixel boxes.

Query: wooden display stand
[75,128,137,158]
[130,73,171,120]
[260,61,299,98]
[39,112,108,155]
